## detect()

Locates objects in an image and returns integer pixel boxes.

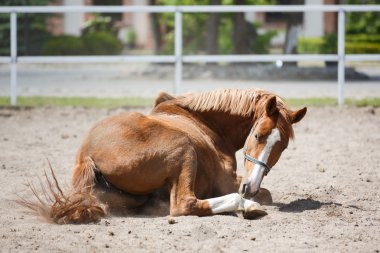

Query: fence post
[174,8,182,95]
[337,9,345,106]
[10,11,17,106]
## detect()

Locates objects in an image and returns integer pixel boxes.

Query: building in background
[46,0,338,51]
[47,0,153,50]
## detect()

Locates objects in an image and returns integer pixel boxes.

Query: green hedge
[82,32,122,55]
[43,32,122,56]
[346,34,380,43]
[298,37,324,54]
[43,35,86,55]
[346,42,380,54]
[299,34,380,54]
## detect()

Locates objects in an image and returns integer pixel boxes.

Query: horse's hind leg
[168,147,212,217]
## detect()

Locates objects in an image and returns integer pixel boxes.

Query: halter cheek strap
[243,126,272,176]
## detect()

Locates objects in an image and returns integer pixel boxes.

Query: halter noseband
[243,152,271,176]
[243,127,272,176]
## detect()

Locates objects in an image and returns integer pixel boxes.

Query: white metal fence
[0,5,380,106]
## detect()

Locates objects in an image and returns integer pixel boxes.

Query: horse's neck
[192,111,254,152]
[153,102,254,152]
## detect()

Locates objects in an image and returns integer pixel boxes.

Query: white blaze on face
[247,128,281,193]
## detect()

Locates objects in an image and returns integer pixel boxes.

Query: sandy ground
[0,105,379,252]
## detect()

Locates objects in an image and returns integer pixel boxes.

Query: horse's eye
[254,134,259,141]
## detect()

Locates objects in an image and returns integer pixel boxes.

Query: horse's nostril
[242,183,247,194]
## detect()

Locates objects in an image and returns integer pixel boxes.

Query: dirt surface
[0,105,379,252]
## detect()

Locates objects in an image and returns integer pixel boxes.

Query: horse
[19,88,306,224]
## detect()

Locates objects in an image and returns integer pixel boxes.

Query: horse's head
[241,95,307,198]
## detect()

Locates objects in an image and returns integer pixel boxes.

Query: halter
[243,127,272,176]
[243,152,271,176]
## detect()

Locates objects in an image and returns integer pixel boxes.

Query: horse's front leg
[206,193,267,219]
[168,145,266,219]
[170,144,267,219]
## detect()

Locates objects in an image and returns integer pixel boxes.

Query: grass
[285,98,338,107]
[0,96,379,108]
[348,97,380,107]
[286,97,380,107]
[0,96,154,108]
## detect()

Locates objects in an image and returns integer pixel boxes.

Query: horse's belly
[95,155,170,195]
[89,143,172,195]
[102,171,167,195]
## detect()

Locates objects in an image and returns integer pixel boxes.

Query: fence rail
[0,4,380,106]
[1,5,380,13]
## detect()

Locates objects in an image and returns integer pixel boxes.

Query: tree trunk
[233,0,250,55]
[206,0,221,55]
[23,0,30,55]
[282,0,303,67]
[149,0,162,54]
[284,22,299,55]
[23,13,30,56]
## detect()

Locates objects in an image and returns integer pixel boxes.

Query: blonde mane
[176,88,288,117]
[175,88,294,138]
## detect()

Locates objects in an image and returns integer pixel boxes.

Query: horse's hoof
[243,205,268,220]
[253,188,273,205]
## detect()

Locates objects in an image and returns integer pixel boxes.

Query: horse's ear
[154,92,175,107]
[290,107,307,124]
[265,96,278,116]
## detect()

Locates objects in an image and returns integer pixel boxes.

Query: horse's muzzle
[240,183,259,199]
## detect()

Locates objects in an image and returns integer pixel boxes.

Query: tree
[233,0,251,54]
[228,0,274,55]
[153,0,275,55]
[149,0,163,54]
[0,0,56,56]
[345,0,380,35]
[206,0,221,55]
[281,0,303,66]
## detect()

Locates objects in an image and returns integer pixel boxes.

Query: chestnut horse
[21,89,306,224]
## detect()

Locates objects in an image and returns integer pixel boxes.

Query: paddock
[0,105,379,252]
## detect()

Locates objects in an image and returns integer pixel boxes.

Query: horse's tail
[17,158,107,224]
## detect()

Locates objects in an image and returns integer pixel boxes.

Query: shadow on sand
[272,197,343,213]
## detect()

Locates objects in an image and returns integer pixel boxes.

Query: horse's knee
[170,197,211,217]
[170,197,196,216]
